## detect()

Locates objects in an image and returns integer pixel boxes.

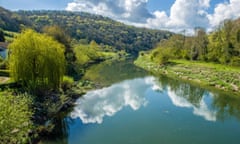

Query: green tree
[208,31,222,63]
[193,28,208,61]
[169,34,185,59]
[0,92,33,143]
[182,37,194,60]
[43,25,76,76]
[208,21,234,64]
[42,25,71,52]
[153,49,170,65]
[9,29,65,91]
[236,30,240,54]
[232,27,240,57]
[150,42,171,65]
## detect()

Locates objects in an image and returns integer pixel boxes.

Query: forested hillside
[0,7,172,55]
[0,7,32,31]
[18,10,172,54]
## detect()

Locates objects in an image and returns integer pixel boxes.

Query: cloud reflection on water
[71,77,157,124]
[71,76,217,124]
[167,87,217,121]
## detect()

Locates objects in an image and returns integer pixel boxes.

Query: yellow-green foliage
[0,92,33,143]
[63,76,74,84]
[74,44,92,66]
[74,43,101,66]
[3,30,19,42]
[150,46,172,65]
[8,29,66,90]
[74,41,118,67]
[42,25,71,51]
[61,76,74,91]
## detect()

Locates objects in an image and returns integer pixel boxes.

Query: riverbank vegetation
[135,18,240,95]
[0,92,33,143]
[135,57,240,94]
[144,19,240,66]
[0,25,120,142]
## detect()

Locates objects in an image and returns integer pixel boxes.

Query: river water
[43,60,240,144]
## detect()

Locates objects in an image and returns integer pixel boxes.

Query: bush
[61,76,74,91]
[230,57,240,66]
[151,47,171,65]
[0,92,33,143]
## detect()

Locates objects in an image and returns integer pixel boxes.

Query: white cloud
[66,0,152,22]
[145,0,210,33]
[70,77,159,124]
[66,0,240,33]
[145,11,169,28]
[169,0,209,28]
[199,0,211,8]
[208,0,240,27]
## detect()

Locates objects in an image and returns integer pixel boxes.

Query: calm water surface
[44,60,240,144]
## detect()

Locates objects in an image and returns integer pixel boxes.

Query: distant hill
[0,6,173,55]
[0,7,32,32]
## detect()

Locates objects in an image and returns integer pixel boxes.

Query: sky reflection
[167,87,217,121]
[71,77,157,124]
[71,76,217,124]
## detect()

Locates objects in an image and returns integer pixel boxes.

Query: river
[43,60,240,144]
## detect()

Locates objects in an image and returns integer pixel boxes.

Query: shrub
[0,92,33,143]
[230,57,240,66]
[61,76,74,91]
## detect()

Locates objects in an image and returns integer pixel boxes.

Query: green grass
[171,59,240,72]
[134,55,240,95]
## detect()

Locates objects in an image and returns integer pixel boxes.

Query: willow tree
[9,29,65,91]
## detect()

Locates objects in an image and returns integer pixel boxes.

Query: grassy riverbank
[134,54,240,96]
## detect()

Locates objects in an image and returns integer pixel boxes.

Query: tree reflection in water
[157,75,240,122]
[212,93,240,121]
[41,111,75,144]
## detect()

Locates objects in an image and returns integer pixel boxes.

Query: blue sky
[0,0,72,10]
[0,0,219,13]
[0,0,219,12]
[1,0,240,33]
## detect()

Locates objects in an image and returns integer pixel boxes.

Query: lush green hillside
[18,10,172,55]
[0,7,172,55]
[0,7,31,32]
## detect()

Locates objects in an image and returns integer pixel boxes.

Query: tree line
[150,19,240,66]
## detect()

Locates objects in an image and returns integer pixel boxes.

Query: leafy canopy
[9,29,66,90]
